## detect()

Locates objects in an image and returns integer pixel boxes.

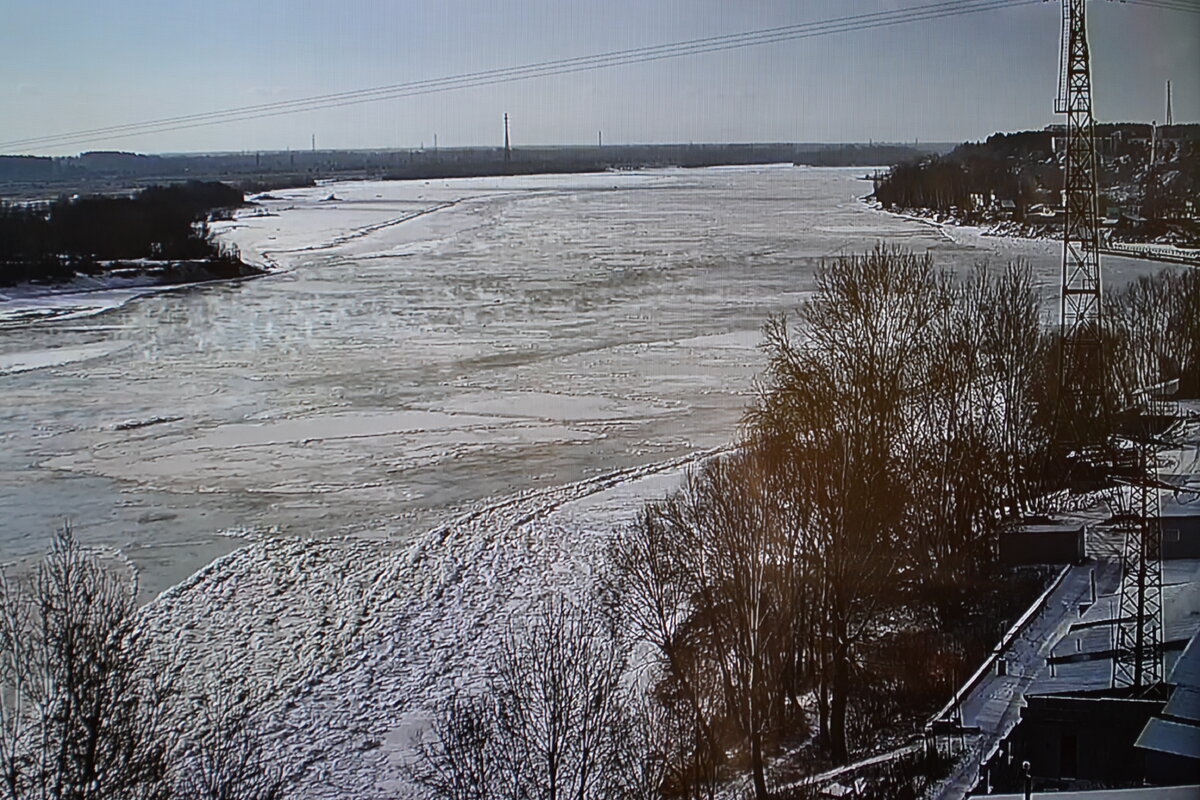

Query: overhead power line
[3,0,1039,152]
[1122,0,1200,15]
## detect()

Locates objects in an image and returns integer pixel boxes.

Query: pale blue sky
[1,0,1196,155]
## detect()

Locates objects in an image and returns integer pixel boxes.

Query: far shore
[0,258,268,325]
[864,198,1200,269]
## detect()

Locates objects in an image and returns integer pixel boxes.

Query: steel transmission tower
[1111,446,1166,688]
[1055,0,1105,437]
[1054,0,1163,689]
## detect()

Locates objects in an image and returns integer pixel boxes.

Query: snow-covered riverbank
[135,449,711,798]
[0,261,264,326]
[864,199,1200,267]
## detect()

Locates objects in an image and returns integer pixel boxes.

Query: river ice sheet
[0,167,1164,598]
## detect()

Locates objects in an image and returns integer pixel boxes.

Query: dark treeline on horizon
[0,181,254,286]
[0,142,950,201]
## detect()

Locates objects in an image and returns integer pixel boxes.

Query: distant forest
[0,181,259,286]
[0,142,953,202]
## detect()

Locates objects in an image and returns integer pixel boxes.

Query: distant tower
[311,133,316,152]
[598,130,603,148]
[1165,80,1173,126]
[504,113,511,163]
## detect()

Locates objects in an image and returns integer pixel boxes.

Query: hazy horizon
[3,0,1197,157]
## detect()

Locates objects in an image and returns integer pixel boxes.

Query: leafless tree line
[414,249,1067,799]
[408,595,668,800]
[607,248,1064,797]
[1108,266,1200,401]
[0,527,286,800]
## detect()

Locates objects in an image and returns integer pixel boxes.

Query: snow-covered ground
[865,200,1200,269]
[135,450,708,798]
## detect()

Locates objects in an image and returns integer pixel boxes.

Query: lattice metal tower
[1111,446,1166,688]
[1054,0,1164,689]
[1056,0,1105,435]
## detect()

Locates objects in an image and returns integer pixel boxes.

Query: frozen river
[0,165,1164,598]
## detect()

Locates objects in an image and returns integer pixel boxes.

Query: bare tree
[409,694,501,800]
[410,595,642,800]
[905,262,1050,577]
[616,692,674,800]
[971,262,1050,517]
[171,685,287,800]
[608,506,724,799]
[749,248,951,762]
[1109,267,1200,400]
[609,445,818,798]
[0,525,172,800]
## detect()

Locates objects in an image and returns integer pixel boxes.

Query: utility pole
[504,113,511,163]
[1165,80,1173,126]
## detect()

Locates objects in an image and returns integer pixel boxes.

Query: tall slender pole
[503,113,511,163]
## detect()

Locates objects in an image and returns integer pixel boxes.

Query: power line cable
[9,0,1004,147]
[2,0,1037,152]
[1122,0,1200,14]
[6,0,1023,149]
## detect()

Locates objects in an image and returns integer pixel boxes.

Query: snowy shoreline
[0,259,270,326]
[135,447,720,798]
[863,198,1200,266]
[859,197,1058,246]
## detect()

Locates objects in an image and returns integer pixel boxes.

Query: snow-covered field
[0,166,1175,796]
